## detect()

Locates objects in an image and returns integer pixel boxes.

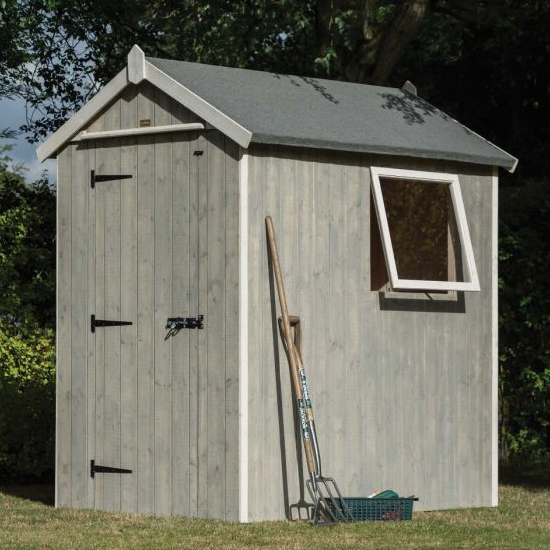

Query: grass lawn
[1,467,549,550]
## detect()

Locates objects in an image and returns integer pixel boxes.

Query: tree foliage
[0,156,56,480]
[3,1,549,184]
[397,0,550,181]
[0,320,55,480]
[0,162,55,327]
[499,182,550,461]
[2,0,315,140]
[1,0,549,463]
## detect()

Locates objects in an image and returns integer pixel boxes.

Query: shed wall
[246,145,494,520]
[56,82,240,519]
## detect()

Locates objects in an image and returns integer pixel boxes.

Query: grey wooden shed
[38,45,517,522]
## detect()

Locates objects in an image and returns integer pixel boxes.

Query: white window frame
[371,166,480,292]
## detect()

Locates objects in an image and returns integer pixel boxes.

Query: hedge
[0,322,55,480]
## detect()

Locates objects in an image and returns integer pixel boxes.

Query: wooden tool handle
[266,216,316,476]
[278,316,302,362]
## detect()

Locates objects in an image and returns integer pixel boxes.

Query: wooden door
[88,131,204,513]
[90,137,135,512]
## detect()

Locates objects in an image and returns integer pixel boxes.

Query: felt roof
[147,56,517,171]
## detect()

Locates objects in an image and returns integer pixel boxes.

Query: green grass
[1,469,549,550]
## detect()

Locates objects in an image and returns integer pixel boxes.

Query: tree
[0,0,26,96]
[0,158,56,480]
[2,0,550,463]
[1,1,440,141]
[0,320,55,480]
[5,0,546,183]
[2,0,315,141]
[396,0,550,181]
[0,160,55,328]
[499,181,550,461]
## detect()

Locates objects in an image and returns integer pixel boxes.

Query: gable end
[36,46,252,162]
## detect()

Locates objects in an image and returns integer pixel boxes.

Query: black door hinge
[91,314,133,333]
[166,315,204,330]
[193,150,204,156]
[90,459,132,478]
[90,170,132,189]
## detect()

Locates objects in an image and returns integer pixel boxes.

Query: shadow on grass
[0,483,54,506]
[500,463,550,490]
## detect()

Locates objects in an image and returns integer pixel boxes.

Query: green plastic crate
[328,497,418,522]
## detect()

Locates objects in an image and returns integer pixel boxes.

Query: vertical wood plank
[468,173,488,506]
[120,86,139,513]
[56,146,72,508]
[483,174,494,504]
[310,149,330,495]
[96,97,122,132]
[246,150,264,519]
[86,142,97,509]
[70,142,89,508]
[361,161,380,494]
[327,158,346,480]
[171,122,191,516]
[196,133,209,517]
[170,100,200,124]
[343,158,362,494]
[491,170,499,506]
[263,146,285,520]
[294,148,315,516]
[99,91,123,513]
[153,89,173,516]
[93,141,106,510]
[136,83,156,513]
[102,135,122,512]
[206,130,226,519]
[224,137,240,521]
[469,174,482,505]
[408,297,427,500]
[188,131,200,517]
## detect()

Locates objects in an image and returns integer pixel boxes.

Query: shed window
[370,167,480,292]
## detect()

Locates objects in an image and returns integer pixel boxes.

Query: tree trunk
[370,0,432,85]
[315,0,335,60]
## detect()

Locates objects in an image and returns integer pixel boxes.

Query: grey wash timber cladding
[246,145,494,520]
[56,82,240,519]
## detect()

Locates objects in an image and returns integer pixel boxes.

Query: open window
[370,167,480,293]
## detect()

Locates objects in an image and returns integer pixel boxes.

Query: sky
[0,95,57,184]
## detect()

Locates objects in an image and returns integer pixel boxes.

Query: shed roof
[37,45,517,171]
[147,56,517,171]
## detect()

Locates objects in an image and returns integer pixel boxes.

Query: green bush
[0,163,55,328]
[0,158,56,480]
[499,181,550,462]
[0,322,55,480]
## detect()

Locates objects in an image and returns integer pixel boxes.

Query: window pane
[379,177,463,282]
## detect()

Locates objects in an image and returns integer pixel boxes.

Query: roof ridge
[37,45,517,172]
[145,55,402,93]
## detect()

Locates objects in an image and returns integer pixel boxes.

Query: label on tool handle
[299,368,312,409]
[297,398,310,439]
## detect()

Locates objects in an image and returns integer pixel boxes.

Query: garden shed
[37,45,517,522]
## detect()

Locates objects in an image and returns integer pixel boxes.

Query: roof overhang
[36,45,252,162]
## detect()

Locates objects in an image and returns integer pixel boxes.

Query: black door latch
[166,315,204,330]
[90,459,132,478]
